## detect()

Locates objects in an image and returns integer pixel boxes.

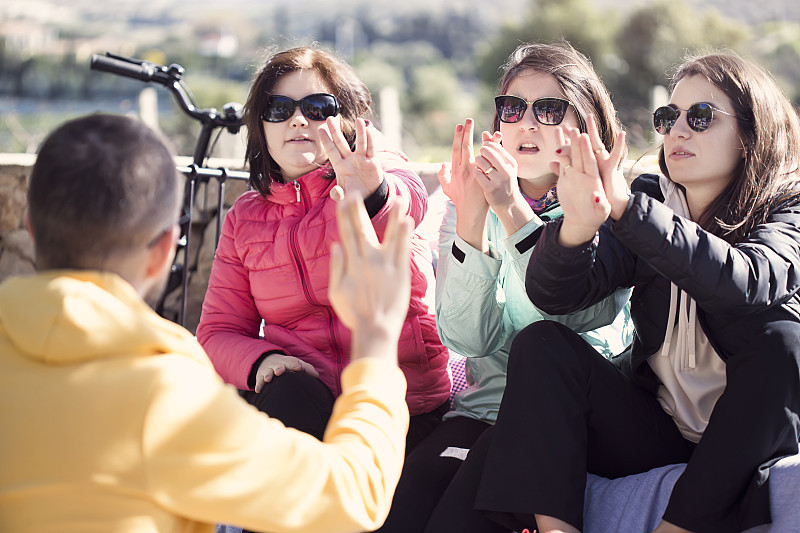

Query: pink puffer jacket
[196,158,451,416]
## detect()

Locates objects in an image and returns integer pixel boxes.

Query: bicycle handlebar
[90,52,242,136]
[90,53,175,84]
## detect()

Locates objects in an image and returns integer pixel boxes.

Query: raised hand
[319,117,384,199]
[553,116,625,247]
[582,115,630,221]
[329,193,412,362]
[438,119,490,251]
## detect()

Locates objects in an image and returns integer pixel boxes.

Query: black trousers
[239,370,449,450]
[471,320,800,533]
[374,415,491,533]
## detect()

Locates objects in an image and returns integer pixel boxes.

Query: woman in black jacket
[470,53,800,533]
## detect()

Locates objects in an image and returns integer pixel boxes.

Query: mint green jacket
[435,199,634,423]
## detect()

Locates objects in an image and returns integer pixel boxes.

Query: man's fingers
[329,242,344,297]
[336,195,360,259]
[391,212,412,268]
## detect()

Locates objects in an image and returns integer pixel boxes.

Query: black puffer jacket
[526,173,800,393]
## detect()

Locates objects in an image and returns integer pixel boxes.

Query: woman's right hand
[438,119,490,250]
[254,353,319,393]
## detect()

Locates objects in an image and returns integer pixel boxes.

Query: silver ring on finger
[483,166,496,176]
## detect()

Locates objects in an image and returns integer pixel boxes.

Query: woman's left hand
[583,115,630,221]
[553,119,622,247]
[320,117,384,199]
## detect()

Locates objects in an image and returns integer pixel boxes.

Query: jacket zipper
[288,181,343,395]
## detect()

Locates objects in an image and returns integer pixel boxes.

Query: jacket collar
[268,165,336,205]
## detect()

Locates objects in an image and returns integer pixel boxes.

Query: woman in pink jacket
[197,47,450,452]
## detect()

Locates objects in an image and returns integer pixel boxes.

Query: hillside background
[2,0,800,160]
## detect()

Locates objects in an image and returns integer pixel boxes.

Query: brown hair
[243,46,373,196]
[657,52,800,243]
[493,41,625,159]
[28,113,181,269]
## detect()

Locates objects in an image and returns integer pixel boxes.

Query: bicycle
[90,52,250,328]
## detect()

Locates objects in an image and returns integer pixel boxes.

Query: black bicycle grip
[90,54,160,82]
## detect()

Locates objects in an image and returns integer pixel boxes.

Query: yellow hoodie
[0,271,409,533]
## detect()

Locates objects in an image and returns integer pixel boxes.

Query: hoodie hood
[0,271,206,365]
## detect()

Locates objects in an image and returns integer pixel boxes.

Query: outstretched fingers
[384,203,412,269]
[318,122,342,166]
[354,117,369,157]
[323,116,352,161]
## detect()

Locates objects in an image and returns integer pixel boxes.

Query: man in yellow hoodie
[0,113,411,533]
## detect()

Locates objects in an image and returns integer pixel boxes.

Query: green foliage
[476,0,620,90]
[615,1,750,107]
[2,0,799,161]
[354,41,486,161]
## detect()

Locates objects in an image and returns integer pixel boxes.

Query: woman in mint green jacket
[374,41,633,533]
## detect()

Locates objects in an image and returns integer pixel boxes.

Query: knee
[507,320,590,378]
[256,371,332,408]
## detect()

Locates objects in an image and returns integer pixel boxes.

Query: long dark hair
[657,52,800,243]
[243,46,373,196]
[494,41,625,159]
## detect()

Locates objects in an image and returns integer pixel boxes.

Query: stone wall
[0,154,36,282]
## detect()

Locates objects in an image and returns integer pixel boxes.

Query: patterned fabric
[520,184,558,214]
[448,352,468,409]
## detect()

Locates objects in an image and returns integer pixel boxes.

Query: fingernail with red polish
[556,148,562,154]
[595,194,601,203]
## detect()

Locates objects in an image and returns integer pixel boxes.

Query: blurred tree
[615,1,749,147]
[616,1,749,108]
[752,21,800,102]
[355,41,484,161]
[476,0,620,90]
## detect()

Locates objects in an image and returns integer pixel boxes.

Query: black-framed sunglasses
[653,102,736,135]
[261,93,340,123]
[495,95,571,125]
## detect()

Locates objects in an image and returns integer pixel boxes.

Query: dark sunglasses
[495,95,571,125]
[653,102,735,135]
[261,93,340,123]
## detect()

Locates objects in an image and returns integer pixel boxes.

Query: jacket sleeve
[494,210,632,335]
[195,204,288,390]
[143,356,409,533]
[526,216,638,316]
[435,200,507,357]
[612,191,800,315]
[369,152,428,235]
